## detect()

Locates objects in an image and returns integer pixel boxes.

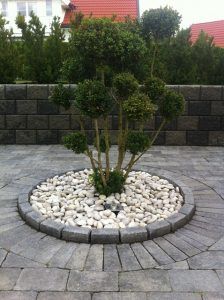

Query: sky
[139,0,224,29]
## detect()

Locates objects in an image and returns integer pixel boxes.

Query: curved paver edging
[17,168,195,244]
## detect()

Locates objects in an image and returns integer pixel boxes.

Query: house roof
[191,20,224,48]
[62,0,139,27]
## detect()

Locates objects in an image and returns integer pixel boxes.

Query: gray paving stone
[117,244,141,271]
[131,243,158,269]
[164,233,201,257]
[203,292,224,300]
[179,204,196,220]
[216,270,224,287]
[0,268,21,290]
[62,226,90,243]
[48,243,77,268]
[148,292,202,299]
[14,268,69,291]
[193,214,224,228]
[120,227,148,243]
[92,292,147,300]
[0,248,7,265]
[175,231,208,251]
[26,211,45,230]
[40,219,65,239]
[188,251,224,269]
[0,221,25,235]
[18,202,33,220]
[66,243,90,270]
[143,240,175,265]
[190,219,224,235]
[177,228,214,247]
[147,220,171,238]
[154,237,188,261]
[67,271,118,292]
[37,292,91,300]
[185,224,221,240]
[0,291,37,300]
[104,244,122,271]
[210,237,224,250]
[91,228,120,244]
[169,270,223,292]
[2,253,44,268]
[167,213,188,231]
[119,270,171,292]
[85,244,103,271]
[156,261,189,270]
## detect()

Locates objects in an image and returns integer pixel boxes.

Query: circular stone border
[17,168,196,244]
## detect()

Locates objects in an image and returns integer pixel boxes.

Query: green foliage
[94,135,111,153]
[123,92,157,122]
[126,132,151,155]
[113,73,139,100]
[75,80,112,118]
[142,77,166,102]
[49,83,74,110]
[0,16,17,83]
[63,132,88,154]
[159,89,185,121]
[141,6,181,41]
[90,169,125,196]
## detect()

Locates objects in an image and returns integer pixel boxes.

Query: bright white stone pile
[30,170,184,229]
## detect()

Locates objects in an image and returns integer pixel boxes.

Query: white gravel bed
[29,169,184,229]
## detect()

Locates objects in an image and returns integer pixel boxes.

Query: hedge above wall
[0,84,223,146]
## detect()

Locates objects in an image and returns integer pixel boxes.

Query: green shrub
[113,72,139,100]
[63,132,88,154]
[75,80,112,118]
[90,169,125,196]
[49,83,74,110]
[142,77,166,102]
[126,132,151,155]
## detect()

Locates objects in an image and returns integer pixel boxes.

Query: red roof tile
[191,20,224,48]
[62,0,139,26]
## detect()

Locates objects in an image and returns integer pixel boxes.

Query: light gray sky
[139,0,224,29]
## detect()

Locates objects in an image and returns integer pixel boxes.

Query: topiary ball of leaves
[49,83,74,110]
[159,89,185,121]
[90,169,125,196]
[126,132,151,155]
[75,80,112,118]
[142,77,166,103]
[63,132,88,154]
[113,72,139,100]
[123,92,157,122]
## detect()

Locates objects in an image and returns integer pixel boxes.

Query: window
[46,0,52,16]
[1,1,8,17]
[28,2,37,15]
[17,2,26,16]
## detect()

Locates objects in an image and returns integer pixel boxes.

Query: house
[191,20,224,48]
[0,0,139,37]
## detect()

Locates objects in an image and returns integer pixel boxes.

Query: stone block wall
[0,84,223,145]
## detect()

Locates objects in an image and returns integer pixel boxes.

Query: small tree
[141,6,181,77]
[50,18,185,196]
[0,15,17,83]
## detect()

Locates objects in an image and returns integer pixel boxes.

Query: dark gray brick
[167,213,188,231]
[211,101,224,115]
[5,85,26,100]
[27,115,48,129]
[209,131,224,146]
[166,131,186,146]
[62,226,90,243]
[27,84,48,99]
[6,115,26,129]
[199,116,221,130]
[156,117,177,130]
[49,115,70,129]
[37,130,58,144]
[189,101,210,116]
[16,130,36,144]
[201,86,222,101]
[187,131,209,146]
[0,100,16,114]
[38,100,58,114]
[120,227,148,243]
[40,219,65,238]
[91,229,120,244]
[18,202,33,220]
[147,220,171,239]
[177,116,199,130]
[26,210,45,230]
[0,115,5,129]
[179,204,196,220]
[0,85,4,99]
[17,100,37,114]
[0,130,15,144]
[179,86,200,100]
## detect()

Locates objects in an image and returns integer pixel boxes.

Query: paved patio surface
[0,145,224,300]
